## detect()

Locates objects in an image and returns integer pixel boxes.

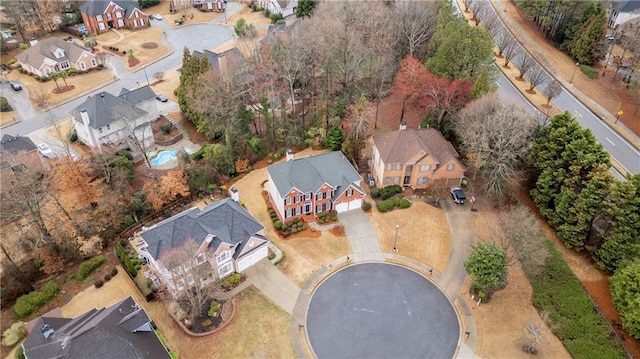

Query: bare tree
[527,65,547,92]
[498,205,549,276]
[393,0,438,58]
[502,36,519,68]
[33,87,51,109]
[515,52,536,79]
[454,93,539,197]
[153,72,165,83]
[544,80,563,106]
[117,107,154,168]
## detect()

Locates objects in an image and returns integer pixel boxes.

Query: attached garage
[335,199,363,213]
[236,244,269,273]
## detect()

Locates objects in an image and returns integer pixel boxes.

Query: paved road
[1,13,234,137]
[306,263,459,359]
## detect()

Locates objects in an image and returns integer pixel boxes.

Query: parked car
[450,187,466,204]
[38,143,55,158]
[9,81,22,91]
[67,149,81,162]
[152,14,162,20]
[78,25,88,35]
[155,93,168,102]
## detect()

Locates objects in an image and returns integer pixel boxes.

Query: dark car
[450,186,466,204]
[155,93,168,102]
[9,81,22,91]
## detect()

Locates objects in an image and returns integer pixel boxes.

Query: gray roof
[267,151,363,199]
[22,296,170,359]
[139,198,265,260]
[0,134,37,154]
[16,37,92,70]
[118,85,155,105]
[70,91,148,128]
[193,48,253,85]
[614,1,640,12]
[80,0,143,18]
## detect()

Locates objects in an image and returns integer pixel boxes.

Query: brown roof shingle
[16,38,92,70]
[373,128,462,167]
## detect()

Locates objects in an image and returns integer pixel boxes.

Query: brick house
[267,150,365,222]
[80,0,149,35]
[371,123,465,189]
[0,134,46,188]
[15,37,100,78]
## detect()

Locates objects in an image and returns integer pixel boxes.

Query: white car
[152,14,162,20]
[38,143,55,158]
[67,149,81,162]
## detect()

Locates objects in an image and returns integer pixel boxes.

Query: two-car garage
[334,198,363,213]
[236,243,269,273]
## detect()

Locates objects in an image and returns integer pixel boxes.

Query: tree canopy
[610,259,640,339]
[464,242,508,294]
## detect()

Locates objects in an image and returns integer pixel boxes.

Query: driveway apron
[438,201,474,299]
[244,259,300,315]
[337,211,385,262]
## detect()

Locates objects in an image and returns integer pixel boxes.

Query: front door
[403,176,411,185]
[304,201,312,214]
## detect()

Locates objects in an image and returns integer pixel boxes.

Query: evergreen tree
[592,174,640,272]
[568,7,606,65]
[464,242,508,295]
[296,0,318,18]
[610,259,640,339]
[326,126,343,151]
[176,47,209,127]
[470,66,497,99]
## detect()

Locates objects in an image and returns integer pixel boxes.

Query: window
[196,253,206,265]
[139,18,144,26]
[285,208,292,218]
[386,163,392,171]
[295,206,301,215]
[106,12,111,19]
[305,202,312,214]
[420,164,431,172]
[96,14,103,21]
[217,251,230,264]
[316,204,322,212]
[346,189,353,196]
[418,177,428,185]
[326,202,332,210]
[219,262,233,277]
[393,176,400,184]
[116,11,122,18]
[447,164,454,171]
[395,164,402,170]
[183,261,192,272]
[316,193,320,201]
[305,192,311,200]
[384,177,391,185]
[80,62,86,70]
[133,19,138,27]
[187,274,194,285]
[91,59,97,67]
[60,62,69,69]
[172,266,181,276]
[98,22,106,30]
[99,127,103,133]
[284,197,290,205]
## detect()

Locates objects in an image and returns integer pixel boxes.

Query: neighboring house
[15,37,100,78]
[193,48,253,86]
[607,0,640,28]
[267,150,365,222]
[0,134,46,188]
[22,296,171,359]
[371,123,465,189]
[69,85,157,154]
[137,198,269,297]
[193,0,225,11]
[257,0,298,17]
[80,0,149,35]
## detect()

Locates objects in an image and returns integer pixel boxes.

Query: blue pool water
[150,148,193,166]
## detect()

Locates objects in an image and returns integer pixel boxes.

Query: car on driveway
[9,81,22,91]
[67,149,81,162]
[38,143,55,158]
[152,14,162,20]
[155,93,168,102]
[450,187,466,204]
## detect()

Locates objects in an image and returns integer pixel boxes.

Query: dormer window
[53,48,65,59]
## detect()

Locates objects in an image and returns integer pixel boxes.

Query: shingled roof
[139,198,266,260]
[267,151,363,199]
[16,37,92,70]
[118,85,155,105]
[22,296,170,359]
[373,128,462,168]
[70,91,148,128]
[0,134,37,154]
[80,0,142,18]
[193,48,253,85]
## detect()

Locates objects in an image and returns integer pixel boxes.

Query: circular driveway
[306,263,460,359]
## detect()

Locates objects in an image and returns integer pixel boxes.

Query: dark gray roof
[80,0,142,18]
[192,48,252,85]
[267,151,363,199]
[70,91,148,128]
[118,85,155,105]
[614,1,640,12]
[0,134,37,154]
[139,198,265,260]
[22,296,170,359]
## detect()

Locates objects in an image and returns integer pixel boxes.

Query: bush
[67,130,78,142]
[398,198,411,208]
[111,267,118,276]
[15,345,24,359]
[116,244,138,277]
[208,301,219,317]
[161,123,173,134]
[76,255,107,281]
[2,321,26,347]
[370,187,380,198]
[362,201,372,211]
[269,12,283,23]
[104,274,112,281]
[380,185,402,200]
[94,280,104,288]
[377,201,394,213]
[610,260,640,339]
[579,64,599,79]
[13,281,60,318]
[274,251,286,265]
[41,282,60,298]
[274,220,283,230]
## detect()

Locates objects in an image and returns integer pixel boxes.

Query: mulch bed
[52,85,75,94]
[101,46,124,56]
[128,58,140,67]
[151,116,181,142]
[141,42,158,49]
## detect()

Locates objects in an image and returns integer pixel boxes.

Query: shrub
[13,281,59,318]
[292,227,298,234]
[363,201,372,211]
[94,280,104,288]
[269,12,283,23]
[2,322,26,347]
[398,198,411,208]
[380,185,402,200]
[610,260,640,339]
[317,211,327,219]
[111,267,118,276]
[15,346,25,359]
[41,282,60,298]
[371,187,380,198]
[76,255,107,280]
[104,274,112,281]
[274,251,286,265]
[274,220,283,230]
[161,123,173,134]
[116,244,138,277]
[579,64,599,80]
[208,300,219,317]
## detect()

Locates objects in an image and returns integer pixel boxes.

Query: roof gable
[70,91,148,128]
[373,128,461,167]
[139,199,265,260]
[16,38,92,69]
[80,0,143,16]
[267,151,362,197]
[118,85,155,105]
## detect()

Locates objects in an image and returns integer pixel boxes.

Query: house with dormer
[69,85,157,153]
[266,150,365,222]
[80,0,149,35]
[22,296,171,359]
[257,0,298,17]
[136,198,269,297]
[371,123,465,189]
[15,37,100,78]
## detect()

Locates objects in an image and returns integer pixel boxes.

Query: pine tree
[568,8,606,65]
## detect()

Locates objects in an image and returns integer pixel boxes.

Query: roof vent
[100,93,104,97]
[41,324,55,339]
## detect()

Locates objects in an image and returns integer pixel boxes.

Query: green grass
[579,64,599,80]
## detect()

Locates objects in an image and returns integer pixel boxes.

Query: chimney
[230,187,239,202]
[399,121,407,131]
[29,36,38,46]
[286,149,294,161]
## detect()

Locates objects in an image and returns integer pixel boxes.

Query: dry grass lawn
[103,27,168,70]
[369,201,451,272]
[0,110,17,128]
[142,1,223,28]
[149,66,181,102]
[230,148,352,286]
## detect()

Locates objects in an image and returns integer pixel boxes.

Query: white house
[257,0,297,17]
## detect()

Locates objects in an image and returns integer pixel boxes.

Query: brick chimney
[286,149,294,161]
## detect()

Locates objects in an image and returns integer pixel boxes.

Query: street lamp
[142,65,149,86]
[393,225,399,253]
[570,62,579,84]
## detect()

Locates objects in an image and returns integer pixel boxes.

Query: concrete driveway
[437,200,475,299]
[337,211,384,262]
[243,259,300,315]
[0,81,42,124]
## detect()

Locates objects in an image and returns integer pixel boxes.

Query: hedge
[76,255,107,280]
[116,243,138,278]
[377,198,411,213]
[1,321,26,347]
[13,281,60,318]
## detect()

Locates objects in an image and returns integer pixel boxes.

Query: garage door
[348,199,362,210]
[237,245,268,272]
[335,202,349,212]
[335,199,362,213]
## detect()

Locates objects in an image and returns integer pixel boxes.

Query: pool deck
[150,139,201,170]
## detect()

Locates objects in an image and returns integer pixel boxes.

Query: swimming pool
[150,148,193,166]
